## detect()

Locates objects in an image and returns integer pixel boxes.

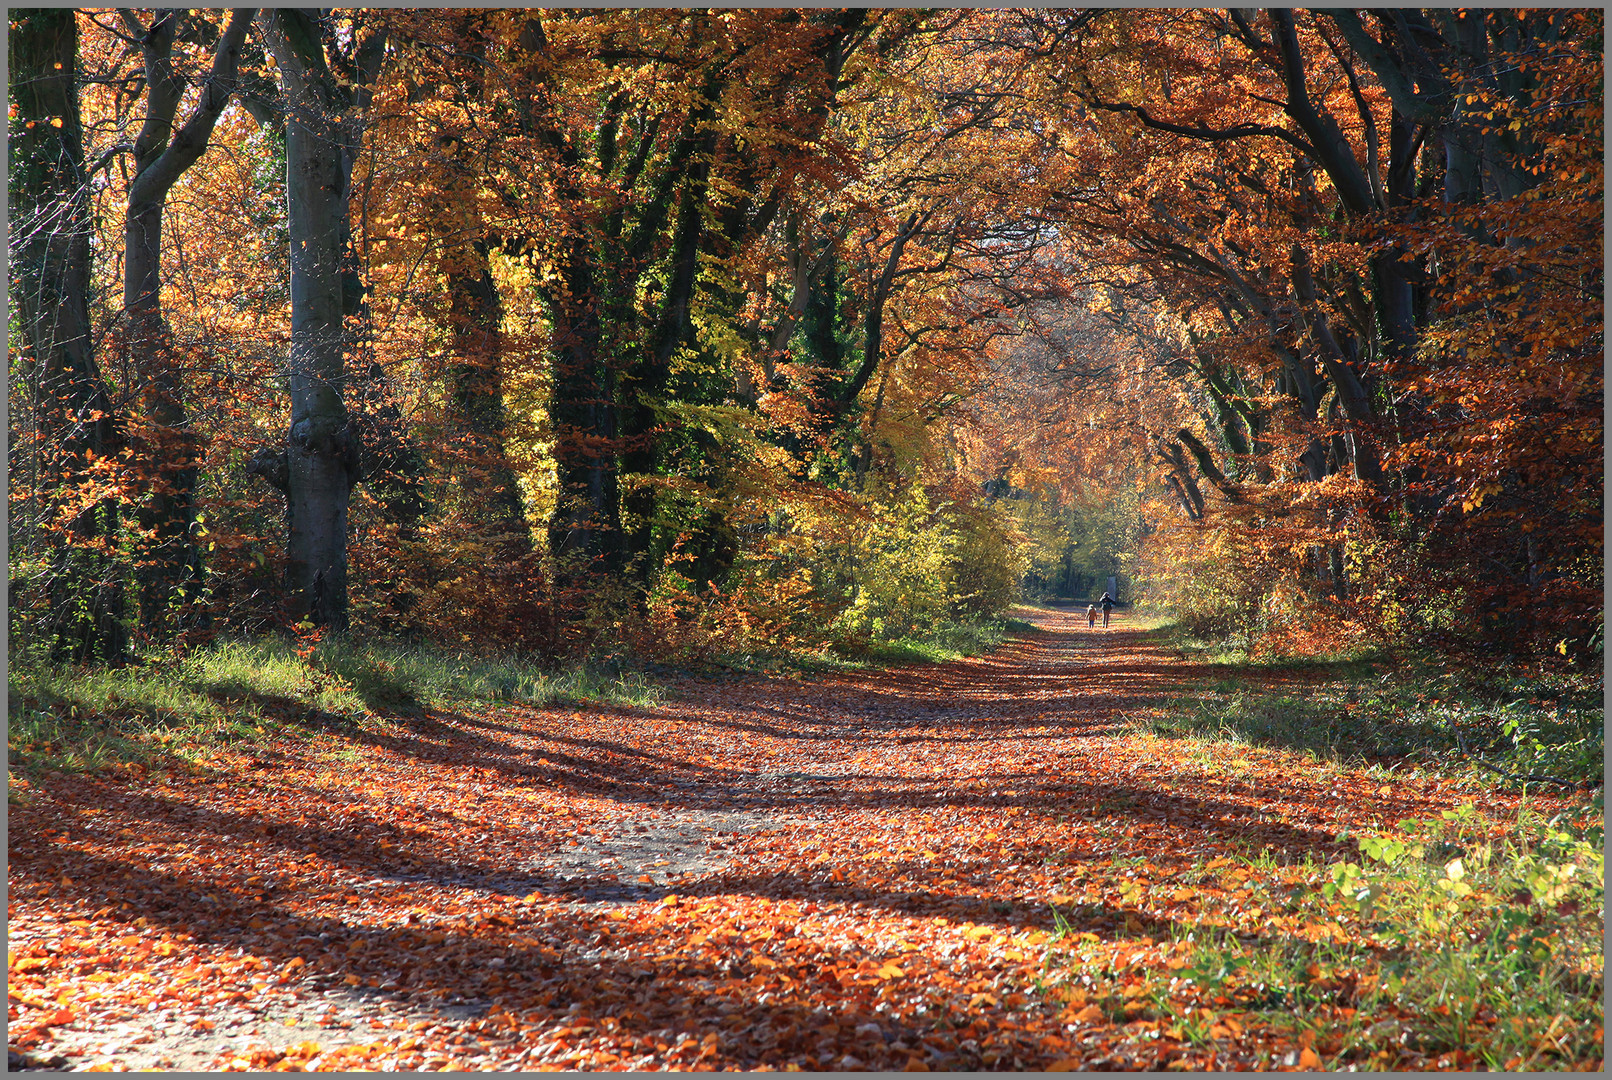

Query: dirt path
[9,609,1491,1070]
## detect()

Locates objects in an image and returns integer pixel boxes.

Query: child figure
[1087,604,1098,628]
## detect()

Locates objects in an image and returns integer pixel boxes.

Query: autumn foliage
[8,11,1604,1074]
[8,9,1601,669]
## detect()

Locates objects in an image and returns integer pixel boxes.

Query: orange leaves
[8,612,1596,1071]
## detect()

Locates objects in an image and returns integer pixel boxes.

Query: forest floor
[8,608,1600,1071]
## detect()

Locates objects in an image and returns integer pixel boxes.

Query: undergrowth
[1137,628,1603,788]
[865,617,1035,665]
[712,615,1034,676]
[1161,621,1386,674]
[1043,800,1603,1069]
[1070,624,1605,1067]
[8,636,664,790]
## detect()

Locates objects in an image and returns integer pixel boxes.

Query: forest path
[10,609,1478,1071]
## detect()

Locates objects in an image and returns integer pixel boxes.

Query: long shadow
[23,780,565,899]
[12,791,1332,1072]
[24,738,1352,912]
[263,700,743,802]
[11,772,1355,1070]
[175,625,1376,839]
[6,612,1449,1069]
[13,831,1190,1071]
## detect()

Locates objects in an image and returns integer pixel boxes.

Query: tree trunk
[122,9,255,639]
[258,9,374,630]
[284,105,360,628]
[620,128,713,577]
[445,243,529,549]
[9,8,127,662]
[545,246,622,580]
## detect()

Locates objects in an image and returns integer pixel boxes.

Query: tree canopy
[9,7,1602,665]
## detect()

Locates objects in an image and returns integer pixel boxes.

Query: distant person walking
[1099,591,1115,628]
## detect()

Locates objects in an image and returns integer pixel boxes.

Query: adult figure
[1099,590,1115,628]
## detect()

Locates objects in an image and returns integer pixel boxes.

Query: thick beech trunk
[256,9,380,630]
[283,105,360,628]
[10,9,127,661]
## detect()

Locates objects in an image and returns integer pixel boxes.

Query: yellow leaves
[9,988,55,1009]
[1459,481,1503,514]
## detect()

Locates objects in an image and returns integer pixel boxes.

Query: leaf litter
[7,608,1587,1071]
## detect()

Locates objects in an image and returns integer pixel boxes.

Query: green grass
[866,617,1027,665]
[308,637,665,712]
[1220,806,1599,1069]
[1070,620,1603,1066]
[1071,629,1604,1067]
[1041,802,1604,1069]
[1158,619,1387,674]
[1131,662,1602,789]
[712,615,1034,676]
[8,635,666,787]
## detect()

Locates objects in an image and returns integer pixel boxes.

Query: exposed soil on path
[9,610,1527,1070]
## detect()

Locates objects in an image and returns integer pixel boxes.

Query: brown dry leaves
[6,610,1558,1071]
